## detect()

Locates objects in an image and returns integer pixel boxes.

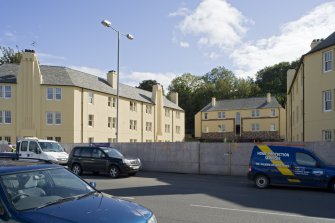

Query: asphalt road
[84,171,335,223]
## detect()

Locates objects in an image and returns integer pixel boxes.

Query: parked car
[0,154,157,223]
[16,137,68,165]
[248,144,335,192]
[68,146,141,178]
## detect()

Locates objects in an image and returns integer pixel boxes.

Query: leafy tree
[202,66,235,84]
[168,73,203,134]
[255,60,299,107]
[0,46,23,65]
[137,80,160,92]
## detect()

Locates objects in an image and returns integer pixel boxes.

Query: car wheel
[72,164,82,175]
[329,179,335,192]
[255,175,269,189]
[109,166,120,178]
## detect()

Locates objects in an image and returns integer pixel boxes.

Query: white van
[16,138,68,164]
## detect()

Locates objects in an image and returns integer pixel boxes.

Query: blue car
[0,154,157,223]
[247,145,335,192]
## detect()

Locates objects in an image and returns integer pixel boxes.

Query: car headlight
[122,159,131,165]
[148,214,157,223]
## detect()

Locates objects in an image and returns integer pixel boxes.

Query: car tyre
[109,166,120,178]
[72,164,82,176]
[329,179,335,192]
[255,175,269,189]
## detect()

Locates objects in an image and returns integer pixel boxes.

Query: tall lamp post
[101,19,133,143]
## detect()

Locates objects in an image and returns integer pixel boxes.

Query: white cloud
[121,71,178,92]
[169,7,190,17]
[4,32,17,41]
[180,41,190,48]
[38,53,66,61]
[204,52,222,59]
[230,2,335,77]
[176,0,252,50]
[69,66,107,78]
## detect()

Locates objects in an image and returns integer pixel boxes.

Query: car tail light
[248,165,252,172]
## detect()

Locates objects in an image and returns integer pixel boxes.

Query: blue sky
[1,0,335,90]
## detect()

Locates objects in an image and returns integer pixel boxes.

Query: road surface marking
[191,204,334,222]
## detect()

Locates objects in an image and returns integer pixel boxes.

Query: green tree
[137,79,158,91]
[0,46,23,65]
[255,60,299,107]
[168,73,203,134]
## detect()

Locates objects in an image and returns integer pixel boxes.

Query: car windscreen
[101,148,124,159]
[0,168,95,211]
[39,142,64,152]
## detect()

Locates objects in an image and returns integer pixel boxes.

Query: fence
[61,142,335,176]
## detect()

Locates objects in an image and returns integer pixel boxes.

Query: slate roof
[306,31,335,55]
[200,96,282,112]
[0,63,182,110]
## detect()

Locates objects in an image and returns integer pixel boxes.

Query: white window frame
[88,114,94,127]
[4,85,11,99]
[323,50,333,73]
[270,124,276,131]
[176,111,180,119]
[146,105,152,114]
[47,88,54,100]
[55,88,62,100]
[108,117,112,128]
[4,111,11,124]
[322,130,332,142]
[88,92,94,104]
[130,101,137,112]
[176,126,181,134]
[218,124,225,132]
[218,112,225,119]
[252,110,260,117]
[270,109,276,117]
[165,124,170,133]
[55,112,61,125]
[47,112,53,125]
[252,123,260,131]
[165,108,170,117]
[204,113,208,120]
[112,117,116,128]
[323,90,332,112]
[108,97,112,107]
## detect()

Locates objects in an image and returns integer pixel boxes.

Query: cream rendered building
[194,95,286,142]
[287,31,335,142]
[0,50,184,144]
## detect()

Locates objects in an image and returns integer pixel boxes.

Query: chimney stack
[107,70,117,89]
[266,93,271,103]
[310,39,323,49]
[211,97,216,107]
[169,92,179,106]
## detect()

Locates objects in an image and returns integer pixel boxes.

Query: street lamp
[101,19,133,143]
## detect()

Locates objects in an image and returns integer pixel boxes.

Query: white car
[17,138,68,164]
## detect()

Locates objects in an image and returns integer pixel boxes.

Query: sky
[1,0,335,91]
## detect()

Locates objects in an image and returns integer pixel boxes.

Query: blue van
[247,145,335,192]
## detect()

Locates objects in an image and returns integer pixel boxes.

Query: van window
[80,148,91,158]
[21,141,28,152]
[92,149,102,158]
[296,153,317,167]
[29,141,39,153]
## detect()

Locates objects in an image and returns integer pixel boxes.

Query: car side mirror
[101,154,106,158]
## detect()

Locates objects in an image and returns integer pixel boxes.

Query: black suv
[67,146,141,178]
